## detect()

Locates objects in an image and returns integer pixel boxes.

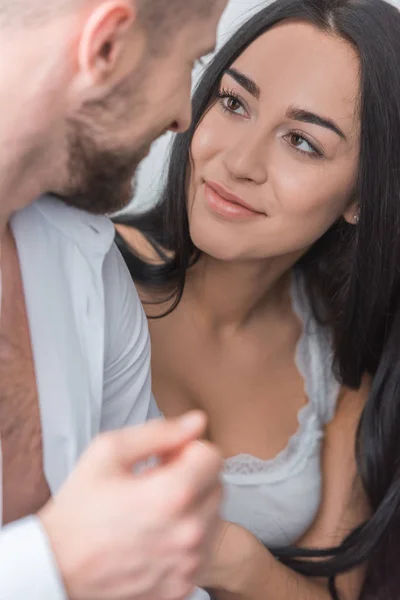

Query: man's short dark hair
[0,0,216,29]
[137,0,216,33]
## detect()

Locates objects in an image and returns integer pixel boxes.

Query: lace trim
[291,272,341,425]
[223,409,322,477]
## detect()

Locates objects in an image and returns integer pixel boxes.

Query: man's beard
[61,118,150,215]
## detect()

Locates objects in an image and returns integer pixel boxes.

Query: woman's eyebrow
[287,105,346,140]
[225,68,261,100]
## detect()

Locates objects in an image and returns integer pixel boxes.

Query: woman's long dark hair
[115,0,400,596]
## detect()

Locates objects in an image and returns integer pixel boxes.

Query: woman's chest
[150,315,309,461]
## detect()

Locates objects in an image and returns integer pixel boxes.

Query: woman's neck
[185,252,302,332]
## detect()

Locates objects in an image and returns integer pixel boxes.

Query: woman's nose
[222,133,268,185]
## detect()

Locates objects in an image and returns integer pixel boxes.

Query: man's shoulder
[14,195,115,259]
[12,194,142,328]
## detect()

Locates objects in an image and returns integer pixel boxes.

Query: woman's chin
[190,230,242,262]
[189,210,257,262]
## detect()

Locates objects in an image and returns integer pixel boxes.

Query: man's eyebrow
[286,106,346,140]
[225,68,261,100]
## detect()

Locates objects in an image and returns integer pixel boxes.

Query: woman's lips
[204,181,265,220]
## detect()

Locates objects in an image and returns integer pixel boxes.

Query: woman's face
[188,21,361,262]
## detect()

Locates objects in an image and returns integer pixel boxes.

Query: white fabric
[0,195,158,599]
[220,272,341,547]
[0,516,65,597]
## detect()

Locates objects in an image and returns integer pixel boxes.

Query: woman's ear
[343,201,359,225]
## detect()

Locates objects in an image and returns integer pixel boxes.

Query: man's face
[62,2,226,215]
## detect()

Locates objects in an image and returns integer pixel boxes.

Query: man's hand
[39,412,223,600]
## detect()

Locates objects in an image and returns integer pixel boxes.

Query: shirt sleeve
[0,516,66,599]
[100,243,161,431]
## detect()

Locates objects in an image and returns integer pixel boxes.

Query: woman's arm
[200,378,371,600]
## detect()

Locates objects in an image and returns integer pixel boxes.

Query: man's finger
[164,440,223,501]
[87,411,207,474]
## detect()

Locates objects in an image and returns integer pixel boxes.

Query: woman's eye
[289,133,315,153]
[221,96,247,116]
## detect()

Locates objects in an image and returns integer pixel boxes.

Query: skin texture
[118,21,369,600]
[0,0,228,598]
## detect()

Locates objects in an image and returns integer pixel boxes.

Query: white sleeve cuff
[187,587,211,600]
[0,515,67,599]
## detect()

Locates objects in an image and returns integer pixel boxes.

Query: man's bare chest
[0,228,50,524]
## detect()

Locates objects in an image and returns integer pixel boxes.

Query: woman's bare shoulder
[334,373,370,428]
[115,223,166,264]
[115,223,175,317]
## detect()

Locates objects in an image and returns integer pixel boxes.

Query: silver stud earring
[353,213,359,225]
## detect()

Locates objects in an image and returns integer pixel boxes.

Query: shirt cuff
[0,515,67,599]
[187,587,211,600]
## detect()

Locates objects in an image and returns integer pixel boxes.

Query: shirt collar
[32,195,115,257]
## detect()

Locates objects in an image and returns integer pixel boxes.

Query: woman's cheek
[191,114,226,164]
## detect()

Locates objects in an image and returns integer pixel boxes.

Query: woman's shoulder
[114,223,176,316]
[335,374,370,425]
[115,223,168,264]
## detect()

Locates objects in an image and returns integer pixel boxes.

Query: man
[0,0,227,598]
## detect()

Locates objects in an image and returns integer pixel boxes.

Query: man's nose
[168,97,193,134]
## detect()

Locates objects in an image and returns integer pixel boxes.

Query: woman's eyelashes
[283,131,324,158]
[217,88,249,118]
[217,87,325,160]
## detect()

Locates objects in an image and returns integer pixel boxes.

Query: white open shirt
[0,195,159,598]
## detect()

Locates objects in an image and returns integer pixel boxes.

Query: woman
[115,0,400,598]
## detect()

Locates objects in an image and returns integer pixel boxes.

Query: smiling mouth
[204,181,266,220]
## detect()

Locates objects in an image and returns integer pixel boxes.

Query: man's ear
[342,199,360,225]
[75,0,145,96]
